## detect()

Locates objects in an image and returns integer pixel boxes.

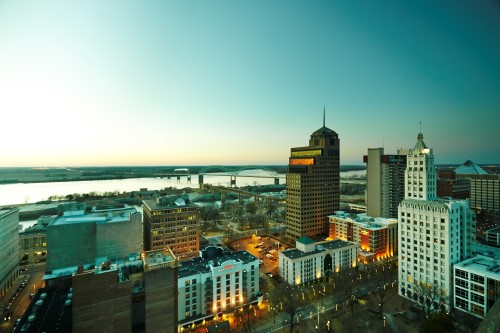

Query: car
[253,245,260,249]
[29,294,35,299]
[3,311,13,321]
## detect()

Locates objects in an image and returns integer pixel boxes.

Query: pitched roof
[455,160,488,175]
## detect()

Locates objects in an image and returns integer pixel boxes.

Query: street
[0,263,45,333]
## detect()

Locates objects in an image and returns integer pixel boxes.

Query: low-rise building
[328,211,397,262]
[19,216,55,264]
[176,246,259,330]
[279,237,357,285]
[454,255,500,319]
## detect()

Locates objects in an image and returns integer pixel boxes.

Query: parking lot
[231,236,286,276]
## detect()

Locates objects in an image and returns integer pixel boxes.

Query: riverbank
[0,165,366,185]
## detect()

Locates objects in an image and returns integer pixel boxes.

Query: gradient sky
[1,1,499,167]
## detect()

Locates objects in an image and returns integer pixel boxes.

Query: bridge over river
[151,165,364,189]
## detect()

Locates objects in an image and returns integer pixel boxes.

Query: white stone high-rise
[398,132,475,310]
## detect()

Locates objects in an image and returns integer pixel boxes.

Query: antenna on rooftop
[419,120,422,133]
[323,106,325,127]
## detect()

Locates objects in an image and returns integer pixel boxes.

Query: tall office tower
[143,195,200,261]
[285,113,340,241]
[398,132,474,310]
[364,148,408,218]
[0,207,20,301]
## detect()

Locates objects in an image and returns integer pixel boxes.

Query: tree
[223,226,235,246]
[234,304,256,333]
[337,269,362,316]
[419,312,453,333]
[266,201,277,218]
[246,201,258,215]
[272,283,306,333]
[368,263,397,316]
[199,206,219,225]
[411,279,446,319]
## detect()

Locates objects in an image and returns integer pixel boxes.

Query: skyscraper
[364,148,408,218]
[285,112,340,241]
[398,132,474,310]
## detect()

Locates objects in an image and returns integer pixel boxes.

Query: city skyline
[1,1,499,167]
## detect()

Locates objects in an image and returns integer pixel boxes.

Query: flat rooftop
[143,249,177,271]
[455,255,500,280]
[50,207,138,226]
[282,239,355,260]
[178,248,257,278]
[44,253,143,281]
[143,197,199,211]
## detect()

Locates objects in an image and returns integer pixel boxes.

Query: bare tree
[272,283,306,333]
[337,269,362,316]
[368,264,397,316]
[411,279,446,319]
[199,206,219,228]
[234,304,256,333]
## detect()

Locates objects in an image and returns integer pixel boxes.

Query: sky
[1,1,499,167]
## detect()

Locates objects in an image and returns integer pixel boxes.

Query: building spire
[323,106,325,127]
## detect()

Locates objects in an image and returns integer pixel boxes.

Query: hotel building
[46,203,142,272]
[328,211,397,262]
[364,148,408,218]
[398,132,475,309]
[279,237,357,285]
[454,255,500,319]
[176,246,259,330]
[143,196,200,261]
[285,115,340,241]
[0,207,20,301]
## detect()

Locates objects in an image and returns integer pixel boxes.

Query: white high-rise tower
[398,132,474,312]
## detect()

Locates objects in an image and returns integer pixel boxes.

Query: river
[0,171,287,206]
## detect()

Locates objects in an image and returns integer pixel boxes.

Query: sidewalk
[1,272,29,313]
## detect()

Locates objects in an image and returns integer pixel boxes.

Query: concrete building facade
[328,211,397,262]
[143,196,200,261]
[0,207,20,301]
[285,116,340,241]
[46,204,142,272]
[19,216,54,264]
[454,255,500,319]
[176,246,259,330]
[363,148,407,218]
[65,249,178,333]
[398,132,475,310]
[279,237,357,285]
